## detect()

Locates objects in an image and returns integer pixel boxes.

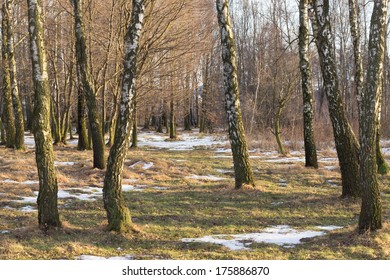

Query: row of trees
[0,0,386,234]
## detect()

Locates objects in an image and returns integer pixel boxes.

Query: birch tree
[27,0,61,230]
[103,0,145,232]
[313,0,360,198]
[299,0,318,168]
[3,0,24,150]
[358,0,387,233]
[349,0,388,175]
[1,3,15,149]
[216,0,255,188]
[72,0,106,169]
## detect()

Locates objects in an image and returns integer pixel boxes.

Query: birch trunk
[103,0,144,233]
[5,0,24,150]
[27,0,61,230]
[1,3,15,149]
[359,0,387,232]
[313,0,360,197]
[349,0,388,174]
[216,0,255,188]
[72,0,106,169]
[299,0,318,168]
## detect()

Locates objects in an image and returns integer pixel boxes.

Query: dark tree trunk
[103,0,144,233]
[77,85,89,150]
[216,0,255,188]
[1,4,15,149]
[313,0,360,198]
[131,102,138,148]
[27,0,61,230]
[72,0,106,169]
[299,0,318,168]
[358,0,387,233]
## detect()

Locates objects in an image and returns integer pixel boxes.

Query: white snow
[122,185,145,192]
[77,255,133,260]
[12,187,102,204]
[0,230,10,234]
[323,166,338,171]
[19,206,37,212]
[20,180,39,185]
[326,180,339,187]
[1,180,38,185]
[142,162,154,170]
[316,226,343,231]
[264,157,305,163]
[182,225,337,250]
[1,179,19,184]
[54,161,76,166]
[137,132,228,151]
[129,161,142,168]
[215,169,231,173]
[186,175,226,181]
[152,186,168,190]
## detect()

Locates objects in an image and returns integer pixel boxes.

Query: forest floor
[0,129,389,260]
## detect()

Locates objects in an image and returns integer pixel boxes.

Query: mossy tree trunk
[1,4,15,149]
[358,0,387,233]
[299,0,318,168]
[27,0,61,230]
[103,0,145,233]
[5,0,24,150]
[72,0,106,169]
[216,0,255,188]
[313,0,360,198]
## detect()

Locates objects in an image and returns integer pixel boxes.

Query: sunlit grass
[0,139,389,260]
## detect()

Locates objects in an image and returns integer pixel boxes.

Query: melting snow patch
[186,175,226,181]
[20,206,37,212]
[215,169,231,173]
[326,180,339,187]
[14,192,38,203]
[215,148,231,153]
[137,132,228,150]
[77,255,133,260]
[264,157,305,163]
[54,161,75,166]
[152,186,168,190]
[320,157,338,162]
[122,185,145,192]
[182,225,328,250]
[21,180,39,185]
[323,166,338,171]
[1,179,19,184]
[271,202,284,206]
[130,161,142,168]
[213,155,232,158]
[0,230,10,234]
[316,226,343,231]
[143,162,154,170]
[13,187,102,203]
